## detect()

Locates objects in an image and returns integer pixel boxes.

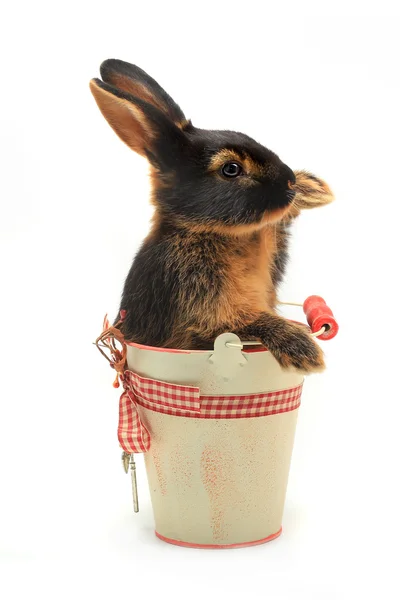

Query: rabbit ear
[99,59,187,127]
[89,78,187,163]
[290,171,334,213]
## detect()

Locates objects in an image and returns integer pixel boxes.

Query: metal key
[130,454,139,513]
[121,451,139,513]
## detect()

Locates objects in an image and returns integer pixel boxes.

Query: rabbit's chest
[234,233,276,300]
[214,227,278,321]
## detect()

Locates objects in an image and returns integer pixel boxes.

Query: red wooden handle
[303,295,339,340]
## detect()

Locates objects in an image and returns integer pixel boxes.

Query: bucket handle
[226,296,338,348]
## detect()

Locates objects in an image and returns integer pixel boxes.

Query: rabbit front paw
[264,322,326,374]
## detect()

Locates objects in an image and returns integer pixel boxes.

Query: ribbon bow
[95,316,201,453]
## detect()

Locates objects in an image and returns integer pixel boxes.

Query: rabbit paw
[264,321,325,374]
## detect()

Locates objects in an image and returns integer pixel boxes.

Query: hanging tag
[121,451,130,474]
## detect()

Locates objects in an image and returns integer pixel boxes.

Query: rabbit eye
[221,162,243,178]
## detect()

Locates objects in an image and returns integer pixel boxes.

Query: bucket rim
[126,320,308,354]
[125,341,268,354]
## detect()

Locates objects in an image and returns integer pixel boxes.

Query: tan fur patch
[208,149,274,179]
[221,226,278,319]
[148,167,175,215]
[208,149,242,171]
[161,226,279,348]
[172,204,291,237]
[178,119,192,130]
[149,166,174,191]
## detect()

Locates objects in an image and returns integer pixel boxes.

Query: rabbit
[90,59,333,373]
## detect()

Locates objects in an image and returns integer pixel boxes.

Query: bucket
[96,296,338,549]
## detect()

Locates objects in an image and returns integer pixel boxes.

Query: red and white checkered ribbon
[118,371,201,453]
[118,370,303,454]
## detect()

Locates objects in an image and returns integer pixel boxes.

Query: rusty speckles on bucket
[200,445,238,542]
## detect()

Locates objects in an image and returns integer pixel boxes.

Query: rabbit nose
[281,164,296,187]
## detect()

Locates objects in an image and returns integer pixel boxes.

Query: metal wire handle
[225,301,329,349]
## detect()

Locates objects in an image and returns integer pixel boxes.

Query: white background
[1,2,399,599]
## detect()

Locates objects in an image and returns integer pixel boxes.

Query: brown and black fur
[90,60,334,373]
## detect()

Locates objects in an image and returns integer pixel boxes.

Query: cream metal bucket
[126,332,305,549]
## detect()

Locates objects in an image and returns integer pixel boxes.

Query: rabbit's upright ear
[99,59,187,127]
[90,61,188,164]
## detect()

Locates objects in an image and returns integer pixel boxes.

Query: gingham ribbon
[118,384,151,453]
[118,370,302,454]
